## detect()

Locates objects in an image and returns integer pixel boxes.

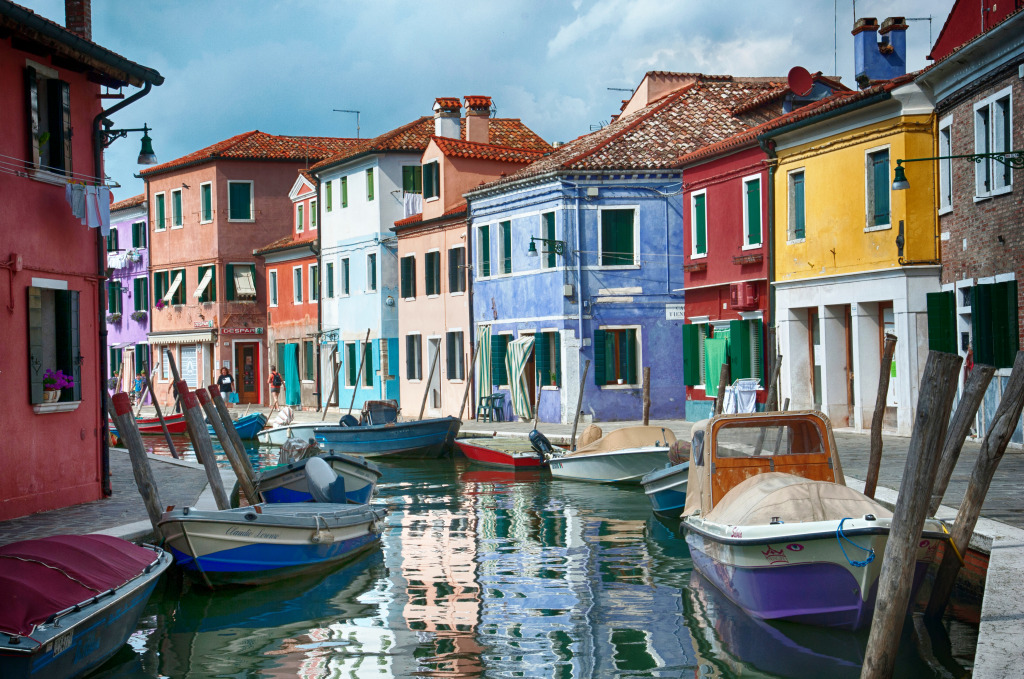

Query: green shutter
[326,181,333,211]
[226,264,235,300]
[501,222,512,274]
[400,257,410,298]
[47,79,71,174]
[992,281,1019,368]
[446,334,456,380]
[694,194,707,255]
[172,190,182,226]
[682,324,700,386]
[604,331,617,384]
[27,287,44,403]
[926,291,957,354]
[491,335,509,386]
[624,330,638,384]
[480,226,491,277]
[592,329,606,385]
[729,319,752,380]
[367,168,375,201]
[553,332,561,387]
[793,174,805,239]
[403,166,422,193]
[341,177,348,208]
[364,341,374,386]
[536,332,550,386]
[746,179,761,245]
[201,184,212,221]
[65,290,81,401]
[601,210,634,265]
[872,152,890,226]
[369,254,377,291]
[135,277,149,311]
[229,183,251,220]
[751,319,764,384]
[544,212,556,268]
[156,194,165,229]
[304,341,314,380]
[972,284,993,365]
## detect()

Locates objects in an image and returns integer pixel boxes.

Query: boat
[681,411,949,630]
[254,452,382,505]
[314,416,461,459]
[207,412,267,440]
[256,423,320,446]
[641,462,690,518]
[545,426,675,484]
[0,535,171,679]
[455,435,547,469]
[137,412,187,434]
[159,463,386,588]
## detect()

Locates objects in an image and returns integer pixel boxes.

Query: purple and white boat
[681,411,949,630]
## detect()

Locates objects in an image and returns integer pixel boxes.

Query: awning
[193,268,213,298]
[233,266,256,298]
[162,271,182,303]
[477,325,491,402]
[505,335,535,420]
[148,331,215,345]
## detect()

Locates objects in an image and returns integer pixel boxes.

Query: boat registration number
[51,630,73,656]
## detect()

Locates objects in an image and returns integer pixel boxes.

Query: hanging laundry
[97,186,111,236]
[64,182,87,220]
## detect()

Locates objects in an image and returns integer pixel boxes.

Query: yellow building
[760,76,940,434]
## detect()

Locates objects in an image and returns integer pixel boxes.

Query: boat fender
[864,514,876,521]
[339,414,359,427]
[311,514,335,544]
[244,512,257,521]
[529,429,555,457]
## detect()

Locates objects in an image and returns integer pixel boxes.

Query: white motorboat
[546,426,675,484]
[256,423,320,446]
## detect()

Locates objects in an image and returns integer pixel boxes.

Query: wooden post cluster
[175,380,230,510]
[208,386,254,482]
[348,328,372,416]
[107,393,163,540]
[569,360,591,452]
[864,333,898,499]
[860,351,962,679]
[713,363,731,416]
[458,342,482,421]
[321,349,340,422]
[642,366,651,426]
[419,345,441,421]
[140,361,178,459]
[198,387,258,506]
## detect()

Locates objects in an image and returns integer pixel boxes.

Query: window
[341,258,350,295]
[498,221,512,274]
[325,262,334,298]
[153,270,169,303]
[310,199,317,229]
[132,221,147,248]
[106,228,119,253]
[269,269,278,306]
[134,277,149,312]
[406,334,423,380]
[600,208,636,266]
[162,268,185,306]
[25,65,72,176]
[194,265,216,303]
[293,266,303,303]
[154,193,166,231]
[403,165,423,194]
[200,182,213,222]
[866,148,890,228]
[227,263,257,300]
[446,331,465,380]
[341,176,348,208]
[326,180,333,212]
[296,204,304,233]
[366,168,375,201]
[367,253,377,292]
[107,281,122,314]
[788,170,805,240]
[110,347,122,378]
[448,247,466,293]
[593,328,639,386]
[27,286,81,403]
[346,341,358,386]
[691,192,707,257]
[310,264,319,303]
[425,251,441,296]
[541,212,557,269]
[363,342,374,387]
[304,341,315,381]
[227,181,253,221]
[975,88,1013,197]
[536,331,562,387]
[171,188,183,228]
[938,117,952,212]
[423,161,440,199]
[743,176,762,247]
[490,334,511,386]
[970,280,1019,368]
[478,224,491,277]
[401,255,417,299]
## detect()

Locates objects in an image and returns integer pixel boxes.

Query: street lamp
[527,236,567,257]
[891,150,1024,190]
[101,121,158,165]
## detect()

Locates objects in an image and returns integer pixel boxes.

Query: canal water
[97,438,977,678]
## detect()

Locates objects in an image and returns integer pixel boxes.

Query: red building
[0,0,162,520]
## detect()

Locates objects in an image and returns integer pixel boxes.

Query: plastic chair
[489,393,506,422]
[477,395,494,423]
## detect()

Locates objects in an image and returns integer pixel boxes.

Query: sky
[23,0,955,199]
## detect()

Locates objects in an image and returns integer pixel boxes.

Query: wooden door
[235,342,260,404]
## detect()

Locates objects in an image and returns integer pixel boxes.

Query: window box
[684,261,707,273]
[732,253,763,265]
[33,400,81,415]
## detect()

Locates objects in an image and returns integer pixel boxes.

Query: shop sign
[221,327,264,335]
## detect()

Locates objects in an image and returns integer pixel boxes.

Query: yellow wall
[773,113,937,283]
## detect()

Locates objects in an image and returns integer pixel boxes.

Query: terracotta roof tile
[432,136,549,163]
[392,201,468,232]
[110,193,145,212]
[253,234,309,256]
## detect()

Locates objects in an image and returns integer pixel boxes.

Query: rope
[940,524,965,566]
[836,517,875,568]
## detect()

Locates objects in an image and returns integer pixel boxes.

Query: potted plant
[155,299,166,310]
[549,370,557,386]
[131,309,147,321]
[42,369,74,402]
[107,311,122,323]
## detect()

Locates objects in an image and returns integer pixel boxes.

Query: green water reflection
[97,451,974,678]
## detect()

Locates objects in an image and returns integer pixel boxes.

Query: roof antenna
[333,109,361,138]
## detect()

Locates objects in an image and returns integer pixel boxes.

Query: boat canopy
[567,425,677,457]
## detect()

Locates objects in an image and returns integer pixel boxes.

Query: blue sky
[24,0,954,199]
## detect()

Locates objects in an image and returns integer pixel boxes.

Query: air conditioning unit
[729,282,759,311]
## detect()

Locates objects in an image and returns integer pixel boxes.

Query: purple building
[106,194,151,400]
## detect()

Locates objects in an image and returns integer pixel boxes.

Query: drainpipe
[315,179,322,411]
[574,183,584,399]
[92,81,153,496]
[465,206,475,419]
[758,137,778,376]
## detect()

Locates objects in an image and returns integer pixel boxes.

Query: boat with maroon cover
[136,412,187,434]
[0,534,171,679]
[455,436,547,469]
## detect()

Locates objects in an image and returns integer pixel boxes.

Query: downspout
[465,206,475,420]
[574,182,584,421]
[758,137,778,375]
[92,81,153,497]
[315,178,322,411]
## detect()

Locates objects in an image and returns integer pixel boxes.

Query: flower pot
[616,379,625,385]
[43,389,60,403]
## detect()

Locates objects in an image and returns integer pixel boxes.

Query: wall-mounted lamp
[527,236,566,257]
[101,121,158,165]
[892,150,1024,190]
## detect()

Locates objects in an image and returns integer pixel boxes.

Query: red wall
[929,0,1023,62]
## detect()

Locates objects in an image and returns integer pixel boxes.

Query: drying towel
[65,183,87,220]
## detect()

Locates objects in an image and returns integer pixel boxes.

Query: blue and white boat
[314,416,461,459]
[641,462,690,518]
[257,453,382,505]
[208,412,267,440]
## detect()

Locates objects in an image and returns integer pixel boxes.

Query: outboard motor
[529,429,555,457]
[339,414,359,427]
[305,456,348,503]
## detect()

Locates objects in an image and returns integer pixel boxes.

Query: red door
[235,342,261,404]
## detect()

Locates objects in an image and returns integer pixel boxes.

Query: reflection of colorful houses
[392,96,549,419]
[760,18,939,434]
[254,170,321,409]
[106,194,152,400]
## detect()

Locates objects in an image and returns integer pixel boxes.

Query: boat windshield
[713,419,825,458]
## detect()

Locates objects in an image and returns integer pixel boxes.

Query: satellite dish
[787,66,814,97]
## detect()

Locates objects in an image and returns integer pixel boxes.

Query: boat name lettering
[762,545,789,565]
[730,527,742,538]
[919,539,930,548]
[786,543,804,551]
[225,526,281,539]
[50,630,73,656]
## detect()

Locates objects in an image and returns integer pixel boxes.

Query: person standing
[217,367,236,406]
[268,365,284,410]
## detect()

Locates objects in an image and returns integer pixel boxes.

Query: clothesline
[65,182,111,236]
[0,152,115,186]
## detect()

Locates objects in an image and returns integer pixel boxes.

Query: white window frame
[974,86,1013,199]
[597,324,643,389]
[445,328,465,382]
[426,248,442,298]
[366,253,377,293]
[495,221,513,276]
[199,181,213,223]
[448,245,466,295]
[476,224,492,279]
[309,263,319,304]
[340,257,351,297]
[268,269,278,307]
[864,144,892,232]
[310,199,317,230]
[406,332,423,382]
[496,331,514,388]
[170,188,183,229]
[324,261,334,299]
[540,212,558,270]
[292,265,303,304]
[597,205,640,269]
[153,192,167,231]
[787,168,806,243]
[938,116,953,215]
[689,190,708,259]
[227,180,255,223]
[741,174,763,249]
[295,203,304,233]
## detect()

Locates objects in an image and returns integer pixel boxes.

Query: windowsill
[690,253,707,260]
[864,223,891,233]
[601,384,639,390]
[403,297,416,302]
[427,294,440,299]
[596,264,641,270]
[450,291,465,297]
[425,196,440,203]
[200,219,213,225]
[227,219,256,223]
[741,243,763,251]
[33,400,81,414]
[171,225,183,230]
[787,237,806,245]
[542,385,560,390]
[450,379,464,385]
[366,289,377,294]
[269,303,278,308]
[30,169,69,186]
[408,379,422,384]
[293,300,303,305]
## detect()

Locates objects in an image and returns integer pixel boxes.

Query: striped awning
[233,266,256,298]
[148,331,215,345]
[193,267,213,298]
[162,271,182,303]
[505,335,535,420]
[477,325,491,403]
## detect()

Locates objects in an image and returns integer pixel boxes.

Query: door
[283,343,301,406]
[428,338,441,410]
[808,309,822,409]
[235,342,260,404]
[180,344,198,388]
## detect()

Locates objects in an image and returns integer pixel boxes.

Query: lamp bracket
[898,150,1024,171]
[101,121,152,149]
[529,235,567,256]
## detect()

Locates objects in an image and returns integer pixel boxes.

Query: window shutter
[992,281,1019,368]
[593,329,607,385]
[746,180,761,245]
[47,79,72,175]
[304,341,314,380]
[872,153,890,225]
[491,335,507,386]
[972,284,993,365]
[229,183,251,220]
[624,330,638,384]
[480,227,491,277]
[751,319,764,384]
[367,168,375,201]
[501,222,512,274]
[694,194,707,255]
[225,264,235,300]
[400,257,410,298]
[926,291,957,354]
[66,290,81,401]
[682,324,700,386]
[553,331,561,387]
[341,177,348,208]
[406,336,415,380]
[26,67,40,168]
[544,212,556,268]
[27,287,44,403]
[535,332,550,386]
[446,334,456,380]
[794,174,805,239]
[448,249,458,292]
[729,319,751,380]
[326,181,333,211]
[364,342,374,386]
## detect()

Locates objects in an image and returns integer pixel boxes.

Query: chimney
[852,16,907,88]
[464,96,492,144]
[433,97,462,139]
[65,0,92,41]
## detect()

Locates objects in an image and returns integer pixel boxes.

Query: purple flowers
[43,369,74,390]
[155,299,166,310]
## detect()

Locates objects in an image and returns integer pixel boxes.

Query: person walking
[217,367,236,407]
[268,365,284,410]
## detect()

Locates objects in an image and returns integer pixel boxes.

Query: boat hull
[256,423,320,446]
[548,446,668,484]
[455,437,545,469]
[159,503,386,588]
[137,413,187,434]
[641,462,689,518]
[315,417,461,458]
[258,454,382,504]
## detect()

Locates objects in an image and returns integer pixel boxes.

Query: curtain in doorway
[477,326,492,404]
[505,335,535,420]
[704,338,729,395]
[284,343,301,405]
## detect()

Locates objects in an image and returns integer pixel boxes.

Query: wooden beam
[864,333,898,499]
[569,360,591,451]
[108,393,163,540]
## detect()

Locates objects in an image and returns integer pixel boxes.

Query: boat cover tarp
[705,472,892,525]
[569,426,676,457]
[477,325,491,406]
[0,535,156,636]
[505,336,534,420]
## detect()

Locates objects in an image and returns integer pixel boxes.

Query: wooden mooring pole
[208,386,255,484]
[173,377,230,510]
[348,329,372,416]
[107,393,163,540]
[860,351,962,679]
[198,388,259,506]
[418,344,441,421]
[925,351,1024,620]
[864,333,898,499]
[713,363,730,416]
[458,342,482,421]
[141,361,178,459]
[321,348,340,421]
[642,366,651,426]
[569,360,591,451]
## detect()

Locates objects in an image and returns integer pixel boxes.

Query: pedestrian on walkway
[268,365,284,410]
[217,367,236,406]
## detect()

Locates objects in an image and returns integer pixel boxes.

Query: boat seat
[305,457,348,504]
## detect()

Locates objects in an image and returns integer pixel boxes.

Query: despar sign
[221,327,264,335]
[665,304,685,321]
